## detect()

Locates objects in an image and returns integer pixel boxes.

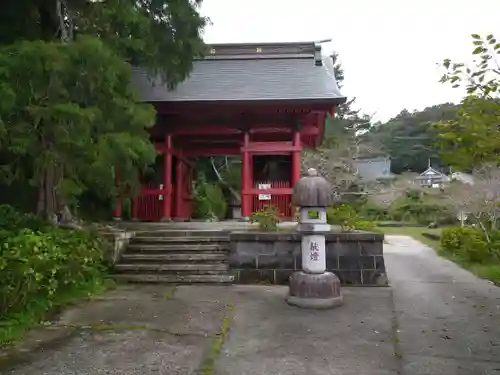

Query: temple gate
[113,41,345,221]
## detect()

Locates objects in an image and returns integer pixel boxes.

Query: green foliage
[250,205,280,231]
[0,228,107,317]
[434,97,500,170]
[0,37,157,214]
[193,177,227,220]
[440,227,500,263]
[0,0,207,218]
[361,202,391,221]
[326,204,376,232]
[0,205,108,344]
[364,104,459,173]
[436,33,500,170]
[219,160,242,192]
[0,0,207,87]
[390,198,454,225]
[0,204,48,231]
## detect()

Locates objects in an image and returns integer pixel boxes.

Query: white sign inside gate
[258,183,271,200]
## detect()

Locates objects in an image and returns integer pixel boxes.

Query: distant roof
[416,167,450,181]
[131,41,346,104]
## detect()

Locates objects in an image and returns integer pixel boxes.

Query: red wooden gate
[172,159,194,220]
[253,180,292,218]
[132,157,194,221]
[134,183,164,221]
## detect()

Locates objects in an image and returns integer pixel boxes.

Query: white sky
[200,0,500,122]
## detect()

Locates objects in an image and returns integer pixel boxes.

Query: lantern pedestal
[286,206,343,309]
[287,271,343,309]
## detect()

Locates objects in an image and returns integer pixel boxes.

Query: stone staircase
[113,230,234,284]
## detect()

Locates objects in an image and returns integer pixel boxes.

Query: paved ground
[1,235,500,375]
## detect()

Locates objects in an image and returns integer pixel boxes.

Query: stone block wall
[99,228,135,266]
[229,231,387,286]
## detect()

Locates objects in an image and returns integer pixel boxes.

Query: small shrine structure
[114,41,346,221]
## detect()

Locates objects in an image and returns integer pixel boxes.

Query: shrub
[361,204,391,221]
[326,204,376,232]
[250,205,280,231]
[390,199,455,225]
[353,220,377,232]
[193,181,227,220]
[0,226,107,318]
[0,204,48,231]
[440,227,498,263]
[326,204,357,226]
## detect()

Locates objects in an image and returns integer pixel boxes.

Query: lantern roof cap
[292,168,334,207]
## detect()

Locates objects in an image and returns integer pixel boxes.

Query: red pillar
[241,132,252,220]
[174,155,184,221]
[291,131,302,220]
[113,169,122,220]
[162,134,173,221]
[291,130,302,186]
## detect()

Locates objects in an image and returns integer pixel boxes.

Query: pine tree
[0,0,207,220]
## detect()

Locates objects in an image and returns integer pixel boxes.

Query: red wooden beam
[241,141,300,153]
[151,124,319,136]
[183,148,241,156]
[152,99,340,114]
[166,126,241,136]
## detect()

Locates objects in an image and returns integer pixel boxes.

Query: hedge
[0,205,109,328]
[440,227,500,264]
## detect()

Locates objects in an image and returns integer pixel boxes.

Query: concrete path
[384,235,500,374]
[1,235,500,374]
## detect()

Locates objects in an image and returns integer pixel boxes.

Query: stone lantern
[286,168,343,309]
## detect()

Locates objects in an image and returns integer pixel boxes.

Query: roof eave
[147,97,347,107]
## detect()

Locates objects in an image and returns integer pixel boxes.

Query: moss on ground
[199,303,234,375]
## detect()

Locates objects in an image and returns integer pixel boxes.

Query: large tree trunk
[37,162,58,223]
[36,161,81,229]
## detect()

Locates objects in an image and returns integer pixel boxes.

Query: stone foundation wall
[100,228,135,266]
[229,231,387,286]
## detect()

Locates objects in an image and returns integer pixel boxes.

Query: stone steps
[115,263,229,273]
[113,230,232,284]
[133,230,229,238]
[120,253,228,262]
[126,242,229,253]
[113,273,234,284]
[130,236,230,244]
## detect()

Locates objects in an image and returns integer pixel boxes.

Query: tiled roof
[131,42,346,104]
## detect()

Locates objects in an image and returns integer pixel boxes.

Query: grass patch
[468,264,500,285]
[438,252,500,286]
[377,224,500,285]
[0,279,113,348]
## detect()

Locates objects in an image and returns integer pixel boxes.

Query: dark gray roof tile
[132,52,345,103]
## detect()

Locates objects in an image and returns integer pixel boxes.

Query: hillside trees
[0,0,207,220]
[363,104,459,174]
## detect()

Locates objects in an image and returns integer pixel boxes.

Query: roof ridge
[202,41,319,61]
[199,54,315,61]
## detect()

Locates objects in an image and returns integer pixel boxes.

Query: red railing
[134,183,164,221]
[133,157,194,221]
[134,179,293,221]
[252,180,292,218]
